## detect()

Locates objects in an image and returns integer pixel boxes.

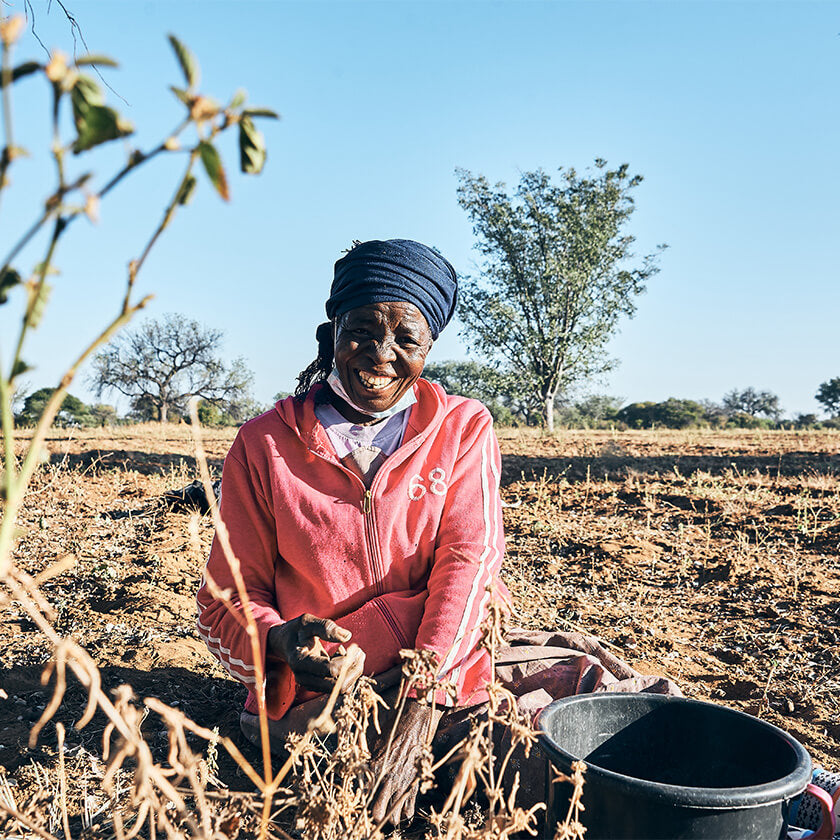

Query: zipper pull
[363,489,372,513]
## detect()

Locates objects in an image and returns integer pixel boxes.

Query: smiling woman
[195,238,509,822]
[195,239,683,826]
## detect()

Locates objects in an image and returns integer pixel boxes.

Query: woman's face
[333,301,433,416]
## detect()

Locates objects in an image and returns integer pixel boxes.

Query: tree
[17,387,93,427]
[555,394,624,429]
[722,387,782,421]
[91,314,254,422]
[89,403,119,427]
[816,378,840,418]
[423,360,523,425]
[616,398,705,429]
[456,162,665,431]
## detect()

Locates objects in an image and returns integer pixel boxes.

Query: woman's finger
[291,649,365,692]
[298,614,352,644]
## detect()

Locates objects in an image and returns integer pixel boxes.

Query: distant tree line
[421,366,840,430]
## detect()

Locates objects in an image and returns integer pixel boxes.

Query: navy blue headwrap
[326,239,457,340]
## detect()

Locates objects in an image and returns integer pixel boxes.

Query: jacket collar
[274,378,447,458]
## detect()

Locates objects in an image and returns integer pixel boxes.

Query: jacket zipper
[305,446,384,595]
[306,428,427,597]
[362,488,385,596]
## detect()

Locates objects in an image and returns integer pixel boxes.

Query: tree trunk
[544,393,555,433]
[160,402,168,423]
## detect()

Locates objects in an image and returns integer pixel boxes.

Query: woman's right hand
[267,613,365,693]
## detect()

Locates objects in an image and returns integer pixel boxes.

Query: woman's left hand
[369,699,444,825]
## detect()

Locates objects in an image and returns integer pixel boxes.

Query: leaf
[72,105,134,154]
[0,61,41,88]
[168,34,200,90]
[74,54,119,68]
[229,88,247,109]
[238,116,266,175]
[11,359,31,378]
[170,85,192,106]
[31,262,60,277]
[71,74,104,128]
[176,174,198,206]
[198,141,229,201]
[0,267,22,305]
[25,281,52,329]
[242,107,280,120]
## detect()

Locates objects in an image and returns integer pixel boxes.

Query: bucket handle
[803,783,836,840]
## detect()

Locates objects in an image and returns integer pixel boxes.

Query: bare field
[1,424,839,832]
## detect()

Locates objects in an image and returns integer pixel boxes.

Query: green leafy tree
[91,314,254,423]
[456,161,665,431]
[722,387,782,421]
[617,398,705,429]
[17,386,92,426]
[196,395,264,426]
[89,403,118,427]
[816,378,840,418]
[423,360,522,425]
[555,394,623,427]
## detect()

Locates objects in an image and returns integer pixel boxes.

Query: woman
[196,238,680,823]
[196,239,507,822]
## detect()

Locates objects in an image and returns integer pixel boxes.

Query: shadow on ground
[0,663,258,790]
[49,450,225,477]
[501,451,840,485]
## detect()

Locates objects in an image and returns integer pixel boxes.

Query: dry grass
[2,424,839,838]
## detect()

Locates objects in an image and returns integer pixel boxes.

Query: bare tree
[91,314,253,422]
[722,387,782,421]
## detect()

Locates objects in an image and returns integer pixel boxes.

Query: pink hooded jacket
[196,379,507,719]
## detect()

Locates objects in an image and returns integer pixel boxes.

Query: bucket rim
[536,693,811,809]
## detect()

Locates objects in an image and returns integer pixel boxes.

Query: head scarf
[326,239,457,339]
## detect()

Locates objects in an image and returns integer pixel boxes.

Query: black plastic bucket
[537,694,811,839]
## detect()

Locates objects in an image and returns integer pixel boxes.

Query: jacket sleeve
[413,410,507,706]
[195,435,294,719]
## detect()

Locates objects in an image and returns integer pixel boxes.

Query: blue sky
[1,0,838,418]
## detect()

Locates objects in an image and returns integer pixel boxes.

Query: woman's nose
[368,337,397,363]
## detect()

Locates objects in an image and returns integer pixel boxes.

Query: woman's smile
[355,370,398,391]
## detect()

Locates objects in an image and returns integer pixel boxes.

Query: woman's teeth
[357,371,394,390]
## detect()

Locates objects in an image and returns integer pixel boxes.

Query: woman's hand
[370,699,444,825]
[267,613,365,693]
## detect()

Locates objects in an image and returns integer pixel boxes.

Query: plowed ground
[1,425,838,831]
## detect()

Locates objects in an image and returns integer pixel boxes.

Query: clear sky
[1,0,837,419]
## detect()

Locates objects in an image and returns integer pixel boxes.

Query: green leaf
[72,105,134,154]
[25,282,52,329]
[0,267,22,305]
[229,88,247,109]
[238,116,266,175]
[11,359,31,379]
[242,107,280,120]
[176,174,198,206]
[168,34,200,90]
[71,74,105,128]
[74,54,119,68]
[0,62,41,88]
[170,85,192,106]
[198,141,229,201]
[32,262,60,277]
